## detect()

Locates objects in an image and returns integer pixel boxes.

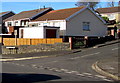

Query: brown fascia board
[30,7,53,20]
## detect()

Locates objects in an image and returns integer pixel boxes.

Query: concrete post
[69,37,73,50]
[84,36,88,47]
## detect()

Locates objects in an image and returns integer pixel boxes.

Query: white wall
[29,20,66,30]
[5,19,29,27]
[19,26,60,38]
[5,22,7,26]
[66,9,107,37]
[19,27,44,38]
[14,20,21,26]
[5,21,14,26]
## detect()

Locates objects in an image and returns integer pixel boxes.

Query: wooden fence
[0,37,2,43]
[0,38,63,46]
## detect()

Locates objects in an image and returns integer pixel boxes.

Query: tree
[102,16,109,23]
[75,0,100,10]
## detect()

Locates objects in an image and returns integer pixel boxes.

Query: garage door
[46,29,57,38]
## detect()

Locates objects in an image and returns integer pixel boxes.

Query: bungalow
[28,6,107,40]
[0,11,15,34]
[4,7,53,37]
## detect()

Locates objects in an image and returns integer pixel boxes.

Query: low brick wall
[2,43,70,54]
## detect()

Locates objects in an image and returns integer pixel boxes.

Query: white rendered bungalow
[28,6,107,39]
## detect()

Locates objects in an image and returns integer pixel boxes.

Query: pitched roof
[96,6,120,13]
[32,6,85,21]
[5,8,52,21]
[0,11,11,17]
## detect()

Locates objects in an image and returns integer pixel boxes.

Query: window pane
[83,22,90,31]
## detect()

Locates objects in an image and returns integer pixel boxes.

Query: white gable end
[66,7,106,24]
[66,8,107,37]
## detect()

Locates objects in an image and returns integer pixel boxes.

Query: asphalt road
[2,43,119,82]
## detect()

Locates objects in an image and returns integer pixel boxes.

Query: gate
[72,37,85,49]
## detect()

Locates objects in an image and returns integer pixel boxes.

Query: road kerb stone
[92,61,120,81]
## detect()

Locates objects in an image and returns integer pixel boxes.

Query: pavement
[93,39,120,48]
[92,56,120,81]
[1,39,120,81]
[92,39,120,81]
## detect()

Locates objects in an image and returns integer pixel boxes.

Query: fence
[72,37,85,49]
[0,38,63,46]
[0,37,1,43]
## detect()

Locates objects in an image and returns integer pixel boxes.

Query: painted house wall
[14,20,21,26]
[66,9,107,37]
[19,27,44,38]
[19,26,60,38]
[5,19,29,27]
[29,20,66,36]
[29,20,66,30]
[5,20,20,26]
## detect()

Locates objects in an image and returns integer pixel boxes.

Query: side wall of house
[66,9,107,37]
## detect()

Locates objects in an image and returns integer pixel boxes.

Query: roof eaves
[30,8,53,20]
[66,7,87,21]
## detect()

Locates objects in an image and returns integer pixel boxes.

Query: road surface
[2,43,119,82]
